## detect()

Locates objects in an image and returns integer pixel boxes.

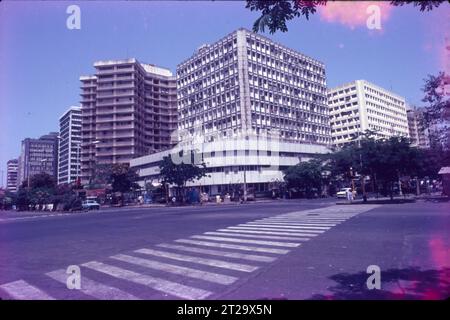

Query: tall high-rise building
[80,59,177,184]
[131,28,331,195]
[6,159,18,192]
[407,107,430,149]
[177,28,330,144]
[58,106,82,185]
[328,80,409,147]
[18,132,59,186]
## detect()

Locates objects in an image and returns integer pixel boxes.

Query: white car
[82,200,100,210]
[336,188,352,199]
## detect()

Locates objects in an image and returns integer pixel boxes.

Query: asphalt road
[0,199,448,300]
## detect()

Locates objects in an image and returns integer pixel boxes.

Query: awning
[438,167,450,175]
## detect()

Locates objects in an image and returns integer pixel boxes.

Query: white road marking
[0,280,55,300]
[156,243,276,262]
[262,218,346,223]
[205,231,310,242]
[82,260,211,300]
[253,221,336,227]
[218,228,319,237]
[228,226,324,234]
[191,235,301,248]
[46,269,139,300]
[111,254,237,285]
[241,224,330,230]
[175,239,290,254]
[135,248,258,272]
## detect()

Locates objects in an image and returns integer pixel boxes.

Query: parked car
[336,188,352,199]
[82,199,100,210]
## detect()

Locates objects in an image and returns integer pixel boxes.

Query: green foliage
[421,72,450,148]
[245,0,449,33]
[246,0,326,33]
[326,134,432,196]
[110,163,140,193]
[90,163,114,187]
[29,172,56,189]
[159,151,207,188]
[283,159,324,196]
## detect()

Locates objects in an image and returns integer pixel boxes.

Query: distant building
[438,167,450,196]
[18,132,59,186]
[80,58,177,184]
[58,106,82,185]
[407,107,430,149]
[6,159,18,192]
[328,80,409,147]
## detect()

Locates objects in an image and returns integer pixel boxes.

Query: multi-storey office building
[6,159,18,192]
[131,29,331,196]
[80,59,177,184]
[407,107,430,149]
[177,28,330,144]
[18,132,59,186]
[328,80,409,147]
[58,106,82,185]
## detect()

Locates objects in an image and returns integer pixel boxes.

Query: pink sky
[318,1,394,29]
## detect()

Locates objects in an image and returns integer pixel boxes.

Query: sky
[0,0,449,187]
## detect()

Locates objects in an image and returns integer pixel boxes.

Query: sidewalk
[336,195,416,205]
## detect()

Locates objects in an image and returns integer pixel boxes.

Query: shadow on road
[310,267,450,300]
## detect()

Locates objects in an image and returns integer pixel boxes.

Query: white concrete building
[130,28,331,196]
[328,80,409,147]
[58,106,82,185]
[407,107,430,149]
[6,159,18,192]
[131,132,328,195]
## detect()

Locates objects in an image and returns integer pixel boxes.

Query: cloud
[318,1,394,29]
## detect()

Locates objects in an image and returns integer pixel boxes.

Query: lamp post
[357,133,367,202]
[243,165,247,203]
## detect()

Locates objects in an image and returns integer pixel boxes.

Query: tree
[245,0,449,33]
[15,188,30,211]
[29,172,56,189]
[421,72,450,149]
[327,135,424,200]
[89,163,113,188]
[158,151,207,203]
[283,159,324,198]
[110,163,140,194]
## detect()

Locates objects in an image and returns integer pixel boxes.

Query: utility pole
[398,172,403,197]
[416,176,420,196]
[358,133,367,202]
[243,166,247,203]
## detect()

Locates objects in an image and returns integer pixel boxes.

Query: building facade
[328,80,409,147]
[58,106,82,185]
[6,159,18,192]
[80,59,177,184]
[131,28,331,196]
[176,28,330,144]
[18,132,59,186]
[407,107,430,149]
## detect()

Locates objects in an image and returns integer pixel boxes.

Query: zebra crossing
[0,204,379,300]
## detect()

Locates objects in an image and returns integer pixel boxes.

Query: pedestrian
[346,189,353,203]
